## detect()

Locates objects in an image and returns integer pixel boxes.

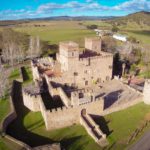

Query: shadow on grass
[20,67,30,81]
[6,80,55,147]
[61,136,86,150]
[90,114,113,137]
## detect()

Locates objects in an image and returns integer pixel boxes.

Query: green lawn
[14,24,95,47]
[105,102,150,149]
[9,69,20,81]
[0,98,10,126]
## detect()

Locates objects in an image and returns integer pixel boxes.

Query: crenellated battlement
[79,54,113,62]
[22,88,41,112]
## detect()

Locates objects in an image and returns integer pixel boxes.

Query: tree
[27,36,42,58]
[87,24,98,30]
[1,28,28,65]
[102,36,117,53]
[113,52,122,77]
[142,50,150,78]
[0,59,8,98]
[112,25,119,32]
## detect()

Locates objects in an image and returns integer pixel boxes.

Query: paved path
[129,131,150,150]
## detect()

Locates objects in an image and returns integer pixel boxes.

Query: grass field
[14,21,95,47]
[13,20,150,47]
[105,103,150,149]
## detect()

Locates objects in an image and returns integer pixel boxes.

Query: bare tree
[1,28,28,66]
[27,36,42,58]
[0,59,8,99]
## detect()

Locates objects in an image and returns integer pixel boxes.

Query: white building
[113,34,127,42]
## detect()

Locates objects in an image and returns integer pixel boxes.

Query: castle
[22,37,147,147]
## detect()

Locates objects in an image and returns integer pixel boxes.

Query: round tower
[143,79,150,104]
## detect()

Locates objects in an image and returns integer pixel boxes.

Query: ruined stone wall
[22,90,41,112]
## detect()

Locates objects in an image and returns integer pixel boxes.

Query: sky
[0,0,150,20]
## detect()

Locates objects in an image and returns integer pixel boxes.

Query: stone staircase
[80,109,109,147]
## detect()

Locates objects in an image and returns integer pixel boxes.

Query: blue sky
[0,0,150,20]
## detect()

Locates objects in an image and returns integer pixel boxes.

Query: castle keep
[56,37,113,87]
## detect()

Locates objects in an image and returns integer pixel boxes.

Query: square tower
[58,41,79,71]
[85,37,101,53]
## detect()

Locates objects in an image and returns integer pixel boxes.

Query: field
[11,20,150,49]
[14,21,95,48]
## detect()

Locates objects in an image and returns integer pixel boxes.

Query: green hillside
[108,11,150,27]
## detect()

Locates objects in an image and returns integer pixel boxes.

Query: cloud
[37,0,150,13]
[0,0,150,20]
[113,0,150,12]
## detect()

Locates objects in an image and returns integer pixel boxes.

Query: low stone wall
[102,96,143,116]
[22,90,41,112]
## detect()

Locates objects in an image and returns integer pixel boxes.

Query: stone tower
[85,37,101,53]
[58,41,79,71]
[143,79,150,104]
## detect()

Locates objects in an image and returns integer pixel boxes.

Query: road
[129,131,150,150]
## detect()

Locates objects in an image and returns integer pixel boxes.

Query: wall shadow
[90,114,113,137]
[41,79,64,110]
[104,90,123,109]
[20,67,30,81]
[6,80,55,147]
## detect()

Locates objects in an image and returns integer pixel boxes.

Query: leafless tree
[27,36,42,58]
[0,59,8,99]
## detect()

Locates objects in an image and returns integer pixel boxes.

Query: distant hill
[107,11,150,26]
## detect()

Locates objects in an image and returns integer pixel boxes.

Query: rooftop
[59,41,79,51]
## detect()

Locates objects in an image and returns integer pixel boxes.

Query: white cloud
[0,0,150,20]
[113,0,150,12]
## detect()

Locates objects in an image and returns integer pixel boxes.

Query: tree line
[0,28,48,66]
[0,28,48,99]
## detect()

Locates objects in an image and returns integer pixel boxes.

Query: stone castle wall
[38,94,104,130]
[143,79,150,104]
[85,37,102,53]
[102,96,143,116]
[31,61,41,82]
[22,90,41,112]
[67,54,113,86]
[57,87,71,107]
